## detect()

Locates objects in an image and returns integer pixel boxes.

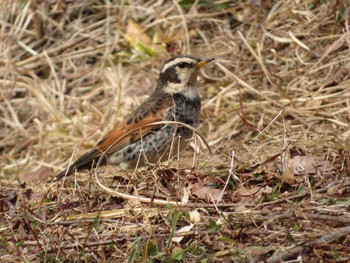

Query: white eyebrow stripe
[161,57,197,73]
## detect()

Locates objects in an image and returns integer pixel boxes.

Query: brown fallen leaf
[123,19,164,54]
[189,177,225,202]
[191,185,222,202]
[281,169,295,185]
[304,99,323,108]
[202,177,225,186]
[235,185,272,201]
[159,28,198,53]
[241,225,260,235]
[312,38,345,58]
[246,246,276,257]
[235,185,260,198]
[125,19,152,46]
[281,168,304,185]
[288,155,333,176]
[18,167,54,184]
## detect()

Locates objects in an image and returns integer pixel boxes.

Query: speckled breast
[108,93,201,168]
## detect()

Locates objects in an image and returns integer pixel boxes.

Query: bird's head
[157,55,214,97]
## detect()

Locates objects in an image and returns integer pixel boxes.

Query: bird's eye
[178,62,190,68]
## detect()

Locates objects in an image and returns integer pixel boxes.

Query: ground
[1,0,350,262]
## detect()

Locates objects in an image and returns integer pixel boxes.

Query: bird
[51,55,214,182]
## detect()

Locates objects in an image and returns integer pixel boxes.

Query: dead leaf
[159,28,197,46]
[281,169,297,185]
[312,38,345,57]
[241,225,260,235]
[235,185,261,198]
[172,224,194,243]
[288,155,333,176]
[289,147,306,158]
[189,210,201,224]
[157,168,178,181]
[246,246,276,256]
[343,135,350,152]
[181,187,190,204]
[17,221,29,240]
[18,167,53,184]
[203,177,225,186]
[189,178,224,202]
[123,19,164,54]
[304,99,323,108]
[125,19,151,46]
[261,185,273,194]
[190,184,223,202]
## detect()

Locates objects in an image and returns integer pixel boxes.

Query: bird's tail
[50,147,105,182]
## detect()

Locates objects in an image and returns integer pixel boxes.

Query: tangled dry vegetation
[1,0,350,262]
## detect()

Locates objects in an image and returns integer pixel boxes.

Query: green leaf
[16,241,25,248]
[265,193,279,202]
[207,218,221,232]
[179,0,199,9]
[166,210,182,248]
[335,198,350,206]
[336,7,349,23]
[0,238,8,249]
[135,42,157,57]
[128,238,141,263]
[285,229,296,244]
[220,236,237,244]
[171,247,183,261]
[179,0,229,10]
[147,241,159,257]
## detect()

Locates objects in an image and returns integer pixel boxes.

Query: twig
[22,230,201,252]
[267,212,350,225]
[266,226,350,263]
[216,150,237,204]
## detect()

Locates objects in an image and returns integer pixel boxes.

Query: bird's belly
[108,127,190,168]
[108,97,200,169]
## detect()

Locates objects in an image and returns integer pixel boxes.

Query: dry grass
[1,0,350,262]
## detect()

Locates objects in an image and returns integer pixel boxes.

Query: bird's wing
[97,92,172,154]
[51,93,172,182]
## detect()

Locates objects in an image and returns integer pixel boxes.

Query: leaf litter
[1,0,350,262]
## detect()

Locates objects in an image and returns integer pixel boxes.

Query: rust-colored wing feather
[51,92,172,182]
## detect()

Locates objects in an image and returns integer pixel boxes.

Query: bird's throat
[164,83,200,100]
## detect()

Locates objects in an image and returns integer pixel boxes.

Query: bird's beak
[195,57,215,68]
